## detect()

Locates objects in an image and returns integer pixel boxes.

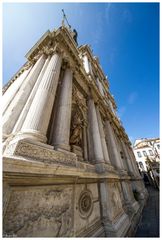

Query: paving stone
[135,186,159,237]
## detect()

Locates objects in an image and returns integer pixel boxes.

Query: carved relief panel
[108,182,124,220]
[74,183,101,236]
[3,186,74,237]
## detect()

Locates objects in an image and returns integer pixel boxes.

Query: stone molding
[4,140,78,167]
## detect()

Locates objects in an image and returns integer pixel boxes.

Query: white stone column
[88,98,105,165]
[13,56,51,133]
[105,120,123,169]
[21,52,62,142]
[3,54,46,137]
[96,106,111,165]
[52,68,73,151]
[3,65,32,115]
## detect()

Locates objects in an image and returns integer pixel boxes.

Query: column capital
[62,55,76,73]
[41,43,64,57]
[31,51,45,64]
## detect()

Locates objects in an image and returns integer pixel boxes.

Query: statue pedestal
[71,145,83,161]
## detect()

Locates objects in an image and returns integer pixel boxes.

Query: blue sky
[3,2,159,144]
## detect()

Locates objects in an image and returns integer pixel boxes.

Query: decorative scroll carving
[3,186,73,237]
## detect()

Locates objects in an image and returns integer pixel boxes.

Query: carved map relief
[108,182,124,220]
[3,186,73,237]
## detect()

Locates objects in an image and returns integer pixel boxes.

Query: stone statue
[70,110,84,146]
[73,29,78,45]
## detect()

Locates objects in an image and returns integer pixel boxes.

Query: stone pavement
[135,185,159,237]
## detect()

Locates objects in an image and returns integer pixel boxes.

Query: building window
[142,151,147,157]
[138,161,144,171]
[157,144,160,149]
[149,150,153,156]
[137,151,142,158]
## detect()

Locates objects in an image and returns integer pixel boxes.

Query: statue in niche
[70,108,84,147]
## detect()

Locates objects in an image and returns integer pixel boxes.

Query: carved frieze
[4,140,77,167]
[3,186,73,237]
[3,140,97,173]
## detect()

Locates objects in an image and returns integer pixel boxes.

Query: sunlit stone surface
[3,25,148,237]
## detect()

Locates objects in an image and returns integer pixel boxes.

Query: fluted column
[3,54,46,137]
[52,68,73,151]
[3,65,32,115]
[96,106,111,165]
[105,120,123,169]
[88,98,105,164]
[21,52,62,142]
[13,56,51,133]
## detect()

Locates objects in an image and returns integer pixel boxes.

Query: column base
[95,162,106,173]
[54,143,71,152]
[105,162,115,172]
[103,212,130,237]
[13,130,47,143]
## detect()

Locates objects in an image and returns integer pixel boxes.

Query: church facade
[3,25,148,237]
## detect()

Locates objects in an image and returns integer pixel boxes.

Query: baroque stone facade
[3,25,148,237]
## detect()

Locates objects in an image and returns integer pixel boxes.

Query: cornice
[25,30,51,60]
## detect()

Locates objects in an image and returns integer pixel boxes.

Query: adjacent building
[3,24,148,237]
[133,138,160,188]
